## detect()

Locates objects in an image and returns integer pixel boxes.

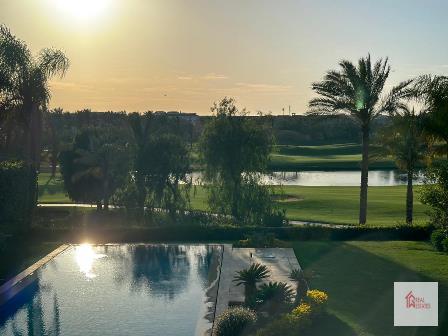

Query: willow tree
[200,98,281,226]
[0,25,69,168]
[308,55,411,224]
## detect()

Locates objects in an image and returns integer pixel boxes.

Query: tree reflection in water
[1,278,61,336]
[112,245,218,301]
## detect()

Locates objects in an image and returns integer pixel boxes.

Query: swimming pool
[0,244,222,336]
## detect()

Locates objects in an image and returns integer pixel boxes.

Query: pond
[188,170,425,187]
[0,244,222,336]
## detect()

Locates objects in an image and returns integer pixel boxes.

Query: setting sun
[52,0,111,20]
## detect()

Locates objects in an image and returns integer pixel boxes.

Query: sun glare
[53,0,111,20]
[75,243,105,279]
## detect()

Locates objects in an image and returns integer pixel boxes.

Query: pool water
[0,244,222,336]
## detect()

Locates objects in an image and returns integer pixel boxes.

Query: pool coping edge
[0,244,70,305]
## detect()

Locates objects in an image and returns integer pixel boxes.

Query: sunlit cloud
[50,81,95,92]
[202,73,228,80]
[235,82,293,93]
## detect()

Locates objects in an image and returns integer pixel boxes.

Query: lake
[188,170,425,187]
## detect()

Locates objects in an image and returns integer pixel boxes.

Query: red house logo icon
[405,291,416,308]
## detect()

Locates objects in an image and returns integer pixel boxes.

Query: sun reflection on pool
[75,244,105,279]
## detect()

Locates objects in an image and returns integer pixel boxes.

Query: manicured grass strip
[268,143,397,171]
[293,241,448,336]
[38,173,429,227]
[279,185,428,226]
[38,173,71,203]
[190,185,429,227]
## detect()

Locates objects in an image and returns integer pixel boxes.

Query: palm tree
[233,263,270,305]
[308,54,411,224]
[289,268,310,304]
[414,75,448,159]
[0,25,69,168]
[256,281,294,313]
[378,106,428,224]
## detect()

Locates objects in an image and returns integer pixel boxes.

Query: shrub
[213,307,257,336]
[0,160,37,232]
[256,289,328,336]
[430,229,447,252]
[256,282,294,314]
[420,162,448,228]
[305,289,328,314]
[442,237,448,253]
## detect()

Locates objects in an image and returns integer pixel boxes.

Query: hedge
[0,161,37,232]
[29,222,432,243]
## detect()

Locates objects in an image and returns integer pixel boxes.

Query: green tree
[308,55,411,224]
[420,162,448,229]
[128,112,153,216]
[378,107,428,224]
[233,263,270,305]
[0,25,69,168]
[200,98,281,225]
[60,129,130,210]
[415,75,448,159]
[44,108,65,178]
[142,134,191,219]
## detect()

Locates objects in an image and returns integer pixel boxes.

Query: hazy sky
[1,0,448,114]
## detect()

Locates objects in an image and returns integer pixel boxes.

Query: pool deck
[214,245,301,319]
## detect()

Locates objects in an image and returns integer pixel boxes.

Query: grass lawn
[190,185,429,226]
[293,241,448,336]
[278,185,429,226]
[38,172,71,203]
[38,173,429,226]
[269,143,396,171]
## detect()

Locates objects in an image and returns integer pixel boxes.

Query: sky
[1,0,448,115]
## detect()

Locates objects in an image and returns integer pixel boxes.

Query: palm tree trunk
[406,169,413,225]
[359,125,370,225]
[28,105,42,169]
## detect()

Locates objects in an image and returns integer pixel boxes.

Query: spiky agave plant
[256,281,294,314]
[233,263,270,305]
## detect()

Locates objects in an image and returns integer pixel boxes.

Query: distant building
[153,110,199,124]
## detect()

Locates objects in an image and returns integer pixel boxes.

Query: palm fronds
[233,263,270,287]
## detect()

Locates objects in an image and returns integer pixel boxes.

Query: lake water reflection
[188,170,425,187]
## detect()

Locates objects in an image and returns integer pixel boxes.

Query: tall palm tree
[0,25,69,168]
[414,75,448,159]
[308,54,411,224]
[233,263,270,305]
[378,106,428,224]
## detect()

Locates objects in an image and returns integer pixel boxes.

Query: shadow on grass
[293,241,447,336]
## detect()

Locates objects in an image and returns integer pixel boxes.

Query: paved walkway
[214,245,301,319]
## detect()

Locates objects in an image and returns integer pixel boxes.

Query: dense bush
[0,161,37,231]
[431,229,448,252]
[420,162,448,228]
[213,307,257,336]
[256,289,328,336]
